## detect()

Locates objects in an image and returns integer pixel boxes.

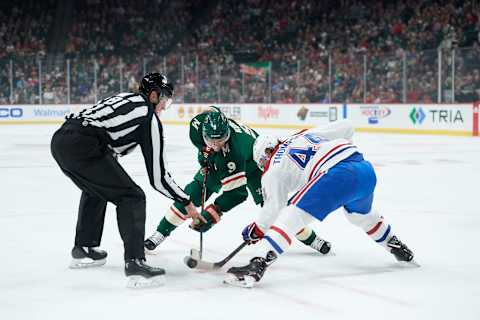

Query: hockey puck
[184,256,198,269]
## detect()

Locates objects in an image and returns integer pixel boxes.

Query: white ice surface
[0,124,479,320]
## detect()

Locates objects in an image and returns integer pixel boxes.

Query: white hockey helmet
[253,135,280,171]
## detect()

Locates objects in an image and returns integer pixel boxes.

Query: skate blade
[145,248,159,255]
[397,259,421,268]
[320,250,336,257]
[126,275,165,289]
[69,258,106,269]
[223,274,255,288]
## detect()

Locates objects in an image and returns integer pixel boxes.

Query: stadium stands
[1,0,478,104]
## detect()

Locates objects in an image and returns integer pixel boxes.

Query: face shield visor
[202,129,230,152]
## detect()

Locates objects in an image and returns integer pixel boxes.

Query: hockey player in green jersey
[144,107,331,254]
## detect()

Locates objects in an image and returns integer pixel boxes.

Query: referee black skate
[51,73,203,288]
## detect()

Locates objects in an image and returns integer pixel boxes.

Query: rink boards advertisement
[0,103,478,136]
[0,104,84,124]
[159,103,345,128]
[348,103,477,136]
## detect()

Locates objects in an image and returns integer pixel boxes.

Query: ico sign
[0,107,23,118]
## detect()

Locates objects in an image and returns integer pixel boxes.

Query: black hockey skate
[309,236,332,255]
[144,231,166,251]
[69,246,107,269]
[125,258,165,288]
[387,236,414,262]
[224,251,277,288]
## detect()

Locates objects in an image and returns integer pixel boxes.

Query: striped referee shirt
[68,92,190,205]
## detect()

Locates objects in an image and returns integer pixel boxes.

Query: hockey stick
[199,167,208,259]
[184,241,247,270]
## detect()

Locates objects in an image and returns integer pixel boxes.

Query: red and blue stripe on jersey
[289,143,358,206]
[264,225,292,254]
[366,216,391,243]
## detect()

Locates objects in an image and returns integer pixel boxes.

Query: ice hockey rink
[1,123,479,320]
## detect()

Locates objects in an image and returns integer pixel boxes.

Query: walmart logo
[409,107,426,125]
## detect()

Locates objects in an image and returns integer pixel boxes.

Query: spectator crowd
[1,0,479,105]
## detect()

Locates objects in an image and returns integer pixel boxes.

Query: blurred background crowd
[1,0,479,105]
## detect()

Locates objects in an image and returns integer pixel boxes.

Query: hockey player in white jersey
[224,120,416,287]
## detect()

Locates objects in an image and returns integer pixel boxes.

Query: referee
[51,73,203,287]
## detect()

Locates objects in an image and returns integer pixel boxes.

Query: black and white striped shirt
[68,92,190,205]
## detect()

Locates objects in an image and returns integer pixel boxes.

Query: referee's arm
[140,112,190,205]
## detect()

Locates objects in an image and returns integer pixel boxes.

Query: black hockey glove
[197,146,215,170]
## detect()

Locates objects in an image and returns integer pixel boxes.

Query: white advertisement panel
[160,103,345,128]
[0,103,476,137]
[159,104,240,123]
[0,105,86,123]
[348,103,473,136]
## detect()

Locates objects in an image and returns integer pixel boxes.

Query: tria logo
[409,107,426,125]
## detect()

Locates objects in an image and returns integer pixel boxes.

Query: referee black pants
[51,121,146,261]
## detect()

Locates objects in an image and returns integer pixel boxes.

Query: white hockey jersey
[256,120,359,230]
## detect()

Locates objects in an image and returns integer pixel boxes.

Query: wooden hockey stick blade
[185,242,248,270]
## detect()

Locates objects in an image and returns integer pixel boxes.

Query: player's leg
[225,205,314,287]
[59,168,109,268]
[52,127,165,284]
[343,160,414,262]
[344,206,414,262]
[74,154,166,284]
[59,166,109,249]
[51,126,109,268]
[69,189,108,268]
[295,227,331,254]
[63,153,147,258]
[74,191,107,248]
[145,170,219,250]
[226,159,370,286]
[145,179,206,250]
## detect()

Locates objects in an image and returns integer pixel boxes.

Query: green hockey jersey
[189,111,261,211]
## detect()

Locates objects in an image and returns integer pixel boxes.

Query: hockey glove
[197,146,215,170]
[191,204,223,233]
[242,222,264,245]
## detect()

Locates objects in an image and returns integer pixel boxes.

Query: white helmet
[253,135,280,171]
